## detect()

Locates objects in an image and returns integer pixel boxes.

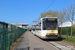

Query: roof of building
[12,24,29,26]
[22,24,29,26]
[59,21,75,27]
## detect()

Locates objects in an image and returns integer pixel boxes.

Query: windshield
[43,18,57,30]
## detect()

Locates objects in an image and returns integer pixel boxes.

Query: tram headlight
[54,33,57,35]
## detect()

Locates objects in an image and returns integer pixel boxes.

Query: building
[12,24,29,29]
[59,21,75,27]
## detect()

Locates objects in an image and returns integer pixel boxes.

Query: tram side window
[43,21,46,30]
[33,29,35,31]
[43,18,46,30]
[35,25,41,30]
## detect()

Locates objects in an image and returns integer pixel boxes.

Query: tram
[32,17,58,39]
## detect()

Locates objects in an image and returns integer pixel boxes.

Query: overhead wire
[45,0,55,11]
[33,0,55,25]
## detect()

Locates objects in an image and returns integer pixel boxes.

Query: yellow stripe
[51,30,55,34]
[38,33,39,36]
[38,31,39,36]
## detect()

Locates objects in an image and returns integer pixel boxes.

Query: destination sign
[47,19,55,21]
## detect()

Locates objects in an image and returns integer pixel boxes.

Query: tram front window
[43,18,57,30]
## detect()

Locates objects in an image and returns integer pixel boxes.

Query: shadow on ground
[41,37,66,41]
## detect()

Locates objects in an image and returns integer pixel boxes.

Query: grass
[73,34,75,36]
[60,36,75,44]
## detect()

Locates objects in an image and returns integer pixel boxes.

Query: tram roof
[42,17,57,18]
[32,17,57,26]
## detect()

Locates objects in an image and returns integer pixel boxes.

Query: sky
[0,0,75,27]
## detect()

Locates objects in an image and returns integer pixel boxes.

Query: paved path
[15,31,58,50]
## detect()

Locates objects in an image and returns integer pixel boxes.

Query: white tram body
[32,17,58,39]
[31,24,36,35]
[31,28,35,34]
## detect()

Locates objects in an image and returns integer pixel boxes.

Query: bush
[58,26,75,36]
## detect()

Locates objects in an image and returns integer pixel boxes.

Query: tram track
[47,41,74,50]
[32,32,74,50]
[55,41,74,50]
[34,34,74,50]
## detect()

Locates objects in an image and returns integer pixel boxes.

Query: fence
[58,27,75,36]
[0,22,27,50]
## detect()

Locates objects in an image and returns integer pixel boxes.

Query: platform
[15,31,58,50]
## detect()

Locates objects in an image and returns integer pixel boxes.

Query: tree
[66,4,75,38]
[58,9,67,37]
[40,10,59,18]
